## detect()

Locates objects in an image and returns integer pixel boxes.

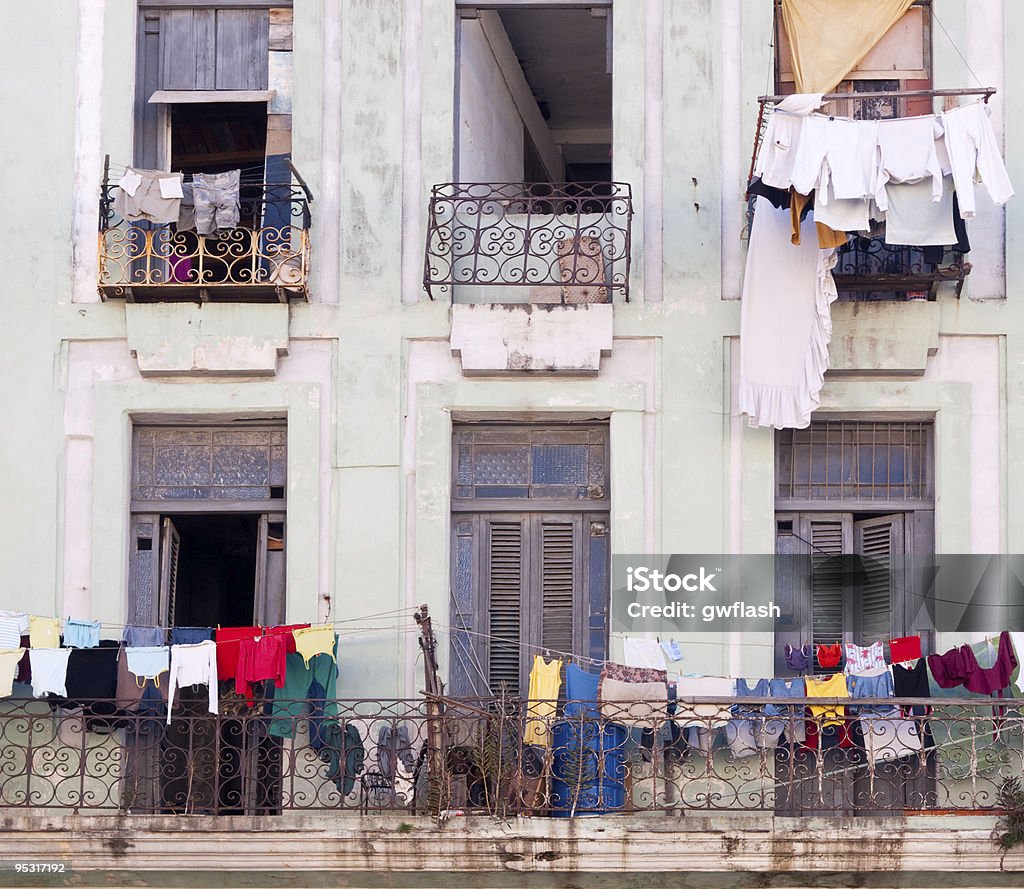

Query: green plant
[396,822,413,834]
[992,777,1024,851]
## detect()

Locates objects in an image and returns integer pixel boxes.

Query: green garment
[268,637,339,740]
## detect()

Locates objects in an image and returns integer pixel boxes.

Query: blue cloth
[171,627,214,645]
[764,677,806,716]
[125,645,170,680]
[124,625,166,647]
[550,720,627,815]
[63,619,101,649]
[732,678,769,716]
[564,663,600,718]
[846,671,897,716]
[269,636,339,752]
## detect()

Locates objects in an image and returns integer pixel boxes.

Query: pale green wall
[0,1,1018,694]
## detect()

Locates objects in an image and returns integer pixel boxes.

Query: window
[769,2,969,302]
[426,4,630,302]
[99,2,308,301]
[449,424,610,696]
[774,420,934,674]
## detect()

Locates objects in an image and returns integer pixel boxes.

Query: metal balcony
[0,695,1019,816]
[423,182,633,302]
[98,180,312,303]
[833,238,970,301]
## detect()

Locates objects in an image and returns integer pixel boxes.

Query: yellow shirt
[292,625,336,668]
[29,616,61,649]
[804,672,849,726]
[0,648,25,697]
[523,656,563,747]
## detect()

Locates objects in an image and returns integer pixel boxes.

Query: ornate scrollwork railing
[832,237,970,301]
[423,182,633,302]
[97,182,311,301]
[0,695,1020,816]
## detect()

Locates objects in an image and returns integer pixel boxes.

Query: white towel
[622,637,667,670]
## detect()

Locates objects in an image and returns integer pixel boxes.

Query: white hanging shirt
[167,640,218,724]
[29,648,73,698]
[940,101,1015,219]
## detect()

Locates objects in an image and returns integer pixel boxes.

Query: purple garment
[785,644,810,672]
[927,646,971,689]
[963,631,1018,695]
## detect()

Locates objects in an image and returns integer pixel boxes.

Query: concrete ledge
[0,813,1019,885]
[450,303,613,373]
[828,299,939,375]
[125,303,289,376]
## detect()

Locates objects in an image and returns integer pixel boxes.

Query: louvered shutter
[538,517,578,659]
[801,514,851,658]
[486,518,527,695]
[159,517,182,627]
[854,514,903,645]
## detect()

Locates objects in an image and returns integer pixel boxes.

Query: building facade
[0,0,1022,885]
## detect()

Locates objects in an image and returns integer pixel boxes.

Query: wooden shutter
[585,516,610,666]
[801,514,851,656]
[854,514,903,645]
[486,518,527,695]
[157,8,269,92]
[537,517,577,658]
[128,514,161,626]
[159,517,182,627]
[450,516,485,697]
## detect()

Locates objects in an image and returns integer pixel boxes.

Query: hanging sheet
[781,0,915,93]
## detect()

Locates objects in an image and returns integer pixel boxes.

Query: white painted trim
[402,0,424,305]
[71,0,105,305]
[643,0,663,302]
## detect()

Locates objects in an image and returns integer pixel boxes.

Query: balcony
[98,180,312,303]
[1,695,1019,817]
[833,238,970,301]
[423,182,632,303]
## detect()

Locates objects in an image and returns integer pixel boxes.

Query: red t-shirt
[215,626,262,680]
[235,634,288,699]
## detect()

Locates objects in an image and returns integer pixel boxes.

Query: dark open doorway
[169,514,259,629]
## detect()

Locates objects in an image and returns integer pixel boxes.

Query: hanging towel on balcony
[780,0,915,94]
[739,197,838,429]
[234,633,289,700]
[598,663,669,730]
[622,637,667,670]
[114,168,184,225]
[940,101,1015,219]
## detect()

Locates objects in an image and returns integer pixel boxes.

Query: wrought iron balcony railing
[1,695,1020,817]
[423,182,633,302]
[833,238,970,301]
[98,180,312,302]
